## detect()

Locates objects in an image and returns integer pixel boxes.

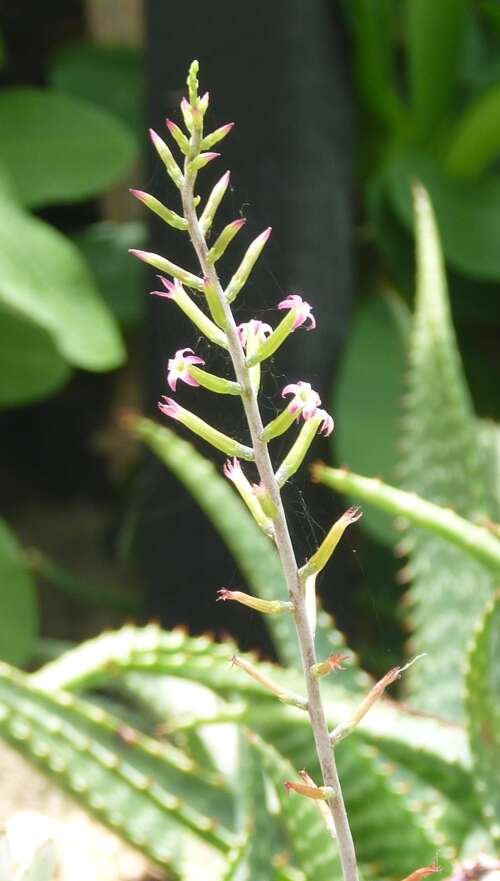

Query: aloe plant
[0,60,497,881]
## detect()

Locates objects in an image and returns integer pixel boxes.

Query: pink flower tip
[318,410,334,437]
[204,152,220,161]
[231,218,247,230]
[150,276,180,299]
[260,226,272,242]
[165,118,176,131]
[129,248,148,263]
[129,188,146,201]
[277,294,316,330]
[149,128,162,144]
[216,588,233,602]
[158,396,181,420]
[237,319,273,348]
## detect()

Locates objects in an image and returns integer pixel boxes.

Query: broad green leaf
[49,42,143,135]
[0,520,38,664]
[445,81,500,177]
[333,290,410,545]
[0,305,70,407]
[0,199,125,371]
[386,151,500,280]
[249,734,342,881]
[74,221,146,327]
[350,0,402,129]
[465,593,500,845]
[135,417,370,692]
[0,88,137,208]
[406,0,466,143]
[398,185,494,719]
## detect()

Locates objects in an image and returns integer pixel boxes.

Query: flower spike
[167,348,205,391]
[151,277,227,348]
[278,294,316,329]
[159,397,254,460]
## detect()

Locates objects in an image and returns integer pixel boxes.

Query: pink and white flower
[278,294,316,330]
[237,319,272,349]
[282,381,322,419]
[167,348,205,391]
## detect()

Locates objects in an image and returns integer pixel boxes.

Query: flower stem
[180,134,359,881]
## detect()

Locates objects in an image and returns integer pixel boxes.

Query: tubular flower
[237,320,272,350]
[151,276,227,348]
[167,348,205,391]
[282,381,321,419]
[278,294,316,330]
[158,398,254,460]
[223,458,274,536]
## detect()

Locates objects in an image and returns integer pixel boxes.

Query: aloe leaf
[465,594,500,845]
[0,662,236,876]
[233,732,287,880]
[248,733,342,881]
[134,417,369,693]
[314,466,500,573]
[333,290,410,546]
[397,185,494,720]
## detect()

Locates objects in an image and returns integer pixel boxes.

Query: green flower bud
[274,410,333,488]
[203,277,227,327]
[150,277,228,348]
[223,459,274,537]
[246,310,296,367]
[187,59,200,106]
[188,151,220,174]
[129,249,204,291]
[208,218,246,263]
[149,129,183,188]
[129,189,187,231]
[199,171,231,235]
[166,119,190,155]
[300,507,362,579]
[225,227,272,303]
[201,122,235,150]
[189,365,241,396]
[159,398,253,460]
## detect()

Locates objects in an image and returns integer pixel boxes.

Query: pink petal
[282,383,300,398]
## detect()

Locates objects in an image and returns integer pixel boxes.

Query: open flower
[167,348,205,391]
[237,319,272,350]
[282,381,322,419]
[278,294,316,330]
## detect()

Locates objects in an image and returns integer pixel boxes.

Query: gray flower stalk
[131,60,365,881]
